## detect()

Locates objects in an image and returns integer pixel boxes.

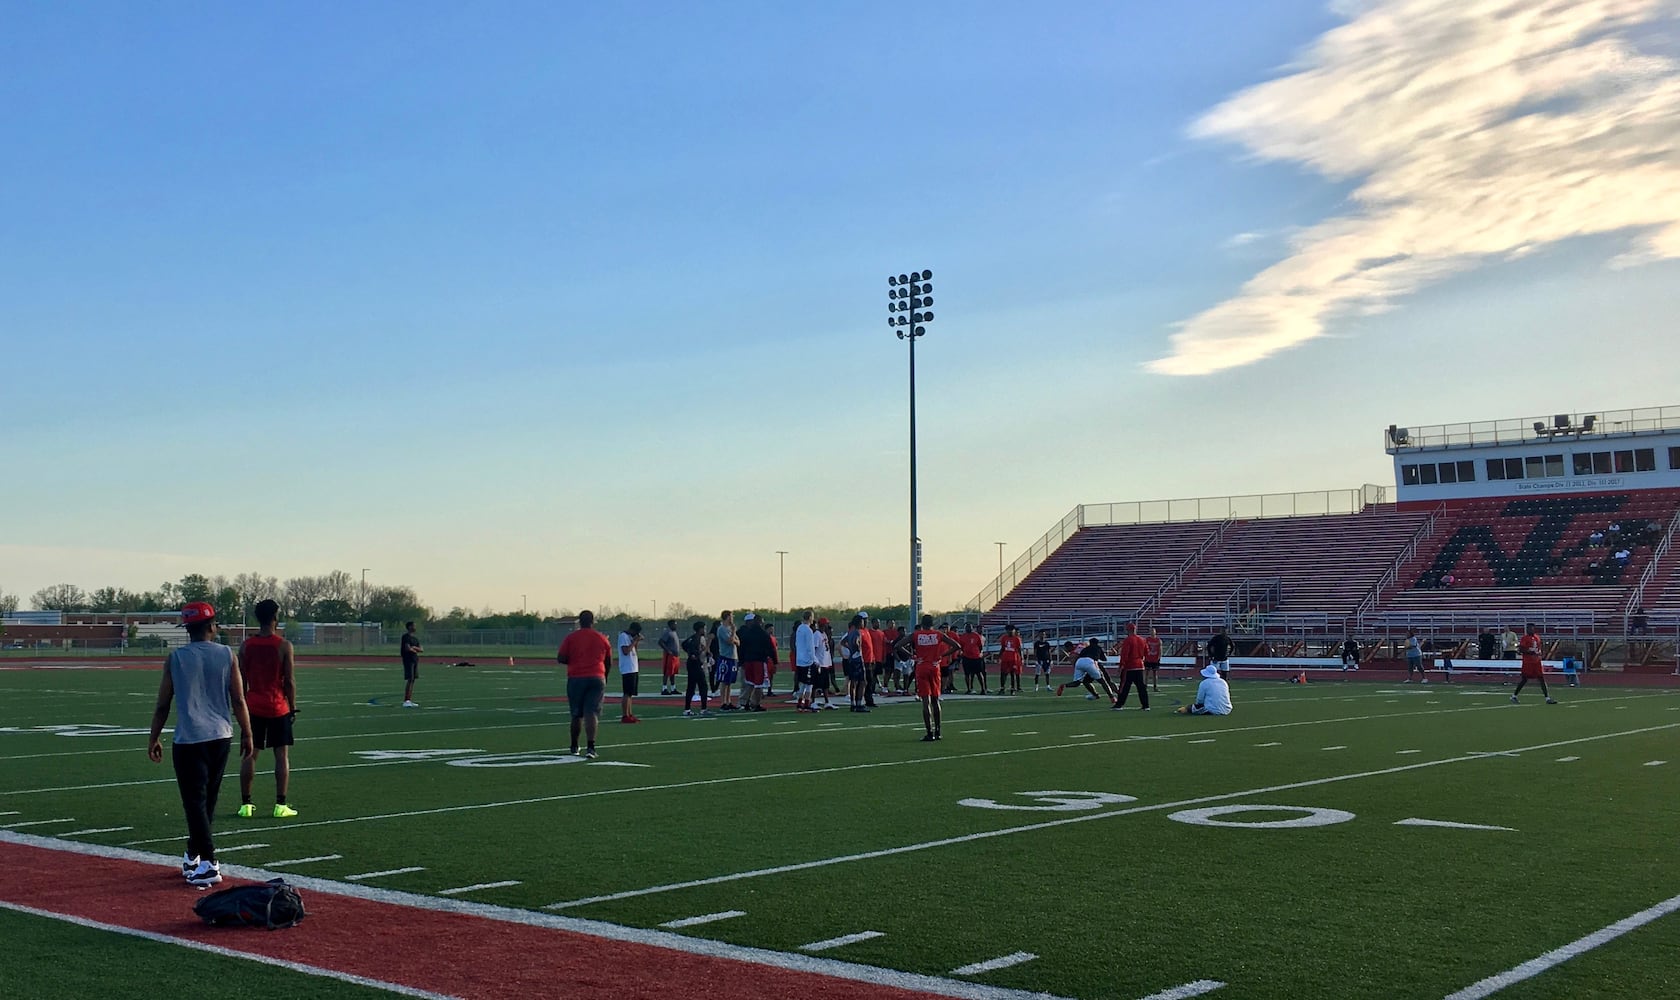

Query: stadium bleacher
[985,520,1225,623]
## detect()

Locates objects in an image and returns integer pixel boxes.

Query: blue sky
[4,0,1679,615]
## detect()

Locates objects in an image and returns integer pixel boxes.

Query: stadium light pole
[360,568,370,650]
[995,541,1007,588]
[889,268,934,624]
[776,550,788,612]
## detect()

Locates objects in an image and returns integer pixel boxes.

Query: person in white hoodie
[1176,664,1233,716]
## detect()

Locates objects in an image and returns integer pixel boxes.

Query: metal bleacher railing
[1623,505,1680,633]
[967,484,1389,613]
[1387,404,1680,451]
[1354,502,1446,621]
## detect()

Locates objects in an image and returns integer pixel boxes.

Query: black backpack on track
[193,878,307,930]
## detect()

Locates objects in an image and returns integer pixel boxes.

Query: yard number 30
[957,790,1137,812]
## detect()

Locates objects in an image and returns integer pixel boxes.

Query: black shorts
[962,656,986,676]
[402,658,419,681]
[843,658,865,681]
[1144,660,1161,671]
[621,673,640,697]
[1034,659,1052,672]
[249,713,294,750]
[566,676,605,719]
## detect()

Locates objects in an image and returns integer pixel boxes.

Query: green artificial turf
[1,663,1676,999]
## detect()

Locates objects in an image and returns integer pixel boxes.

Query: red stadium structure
[974,405,1680,673]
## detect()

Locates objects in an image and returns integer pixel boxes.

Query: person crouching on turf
[898,614,963,741]
[1057,640,1120,703]
[1175,664,1233,716]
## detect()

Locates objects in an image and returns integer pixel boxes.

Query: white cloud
[1222,230,1266,249]
[1151,0,1680,376]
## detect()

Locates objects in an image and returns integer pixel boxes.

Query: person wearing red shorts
[1511,623,1558,705]
[997,624,1024,694]
[658,620,682,696]
[898,614,963,742]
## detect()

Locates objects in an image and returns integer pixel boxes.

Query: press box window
[1457,460,1476,482]
[1402,464,1421,486]
[1418,464,1438,485]
[1636,448,1656,472]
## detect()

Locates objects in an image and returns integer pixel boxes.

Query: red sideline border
[0,832,1072,1000]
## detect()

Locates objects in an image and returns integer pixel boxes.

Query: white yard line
[347,866,426,881]
[0,818,72,829]
[542,722,1680,910]
[1134,981,1226,1000]
[952,952,1036,976]
[1255,742,1281,747]
[660,910,746,929]
[1643,760,1667,766]
[437,880,521,896]
[1556,756,1579,762]
[1442,891,1680,999]
[0,901,458,999]
[1189,739,1217,745]
[802,930,885,951]
[264,854,342,867]
[1322,746,1347,751]
[1394,818,1514,832]
[0,830,1080,1000]
[59,826,134,837]
[119,700,1680,846]
[213,843,269,853]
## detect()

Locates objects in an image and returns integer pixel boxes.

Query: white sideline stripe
[543,722,1680,910]
[438,880,521,895]
[0,831,1081,1000]
[1644,760,1668,766]
[0,900,459,999]
[264,854,342,867]
[124,697,1677,846]
[952,952,1036,976]
[213,843,269,853]
[1442,891,1680,1000]
[1135,981,1227,1000]
[0,818,73,829]
[0,688,1658,765]
[802,930,885,951]
[1394,818,1515,832]
[347,866,426,881]
[1189,739,1217,745]
[59,826,134,837]
[659,910,746,929]
[1556,757,1580,762]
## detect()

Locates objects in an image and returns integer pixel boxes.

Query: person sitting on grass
[1175,664,1233,716]
[1057,640,1119,703]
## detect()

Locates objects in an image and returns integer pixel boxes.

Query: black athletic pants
[1116,670,1149,709]
[172,738,231,863]
[686,663,710,710]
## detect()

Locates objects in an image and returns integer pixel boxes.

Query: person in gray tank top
[147,602,253,888]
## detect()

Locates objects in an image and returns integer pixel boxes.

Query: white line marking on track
[1556,756,1579,762]
[1188,739,1216,745]
[59,826,134,837]
[118,697,1676,846]
[1644,760,1668,766]
[438,880,522,895]
[1394,818,1515,832]
[1134,981,1227,1000]
[542,722,1680,910]
[1442,891,1680,999]
[347,866,426,881]
[659,910,746,929]
[212,843,269,853]
[264,854,343,867]
[801,930,885,951]
[952,952,1036,976]
[0,818,72,829]
[0,831,1082,1000]
[0,900,459,1000]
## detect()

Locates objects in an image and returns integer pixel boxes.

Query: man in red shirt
[897,614,963,742]
[997,624,1024,694]
[1113,622,1151,711]
[557,610,613,759]
[1144,626,1164,692]
[237,599,298,819]
[1511,622,1558,705]
[958,624,988,695]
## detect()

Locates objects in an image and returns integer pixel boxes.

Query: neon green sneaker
[272,804,298,819]
[236,803,254,818]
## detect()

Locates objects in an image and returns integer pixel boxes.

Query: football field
[2,662,1678,999]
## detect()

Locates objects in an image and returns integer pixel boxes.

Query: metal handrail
[1622,506,1680,632]
[1356,502,1445,623]
[1134,518,1232,624]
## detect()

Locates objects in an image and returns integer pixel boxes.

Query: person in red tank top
[895,615,963,741]
[1144,626,1164,692]
[997,624,1024,695]
[237,599,298,819]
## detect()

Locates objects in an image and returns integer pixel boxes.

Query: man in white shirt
[1176,665,1233,716]
[617,622,642,724]
[793,611,818,713]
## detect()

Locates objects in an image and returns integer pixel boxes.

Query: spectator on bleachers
[1440,573,1455,589]
[1613,548,1631,567]
[1588,529,1606,546]
[1608,521,1623,544]
[1500,626,1520,660]
[1477,627,1497,661]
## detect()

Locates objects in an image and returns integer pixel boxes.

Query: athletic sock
[276,795,286,805]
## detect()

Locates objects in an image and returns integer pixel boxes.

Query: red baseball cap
[178,602,216,626]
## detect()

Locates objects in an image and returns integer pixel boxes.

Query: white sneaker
[1085,693,1097,700]
[186,860,222,887]
[402,700,419,708]
[682,709,695,717]
[181,852,199,877]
